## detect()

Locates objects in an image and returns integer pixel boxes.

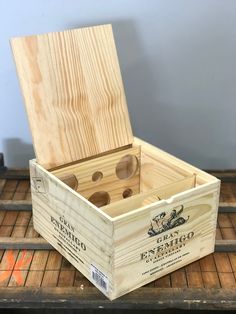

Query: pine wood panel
[11,24,133,169]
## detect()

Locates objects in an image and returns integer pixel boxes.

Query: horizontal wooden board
[0,287,236,309]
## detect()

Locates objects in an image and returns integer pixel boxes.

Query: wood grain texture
[11,24,133,169]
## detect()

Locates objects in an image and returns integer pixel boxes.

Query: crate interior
[51,142,213,218]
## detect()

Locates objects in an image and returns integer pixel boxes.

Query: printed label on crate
[140,203,201,277]
[90,264,109,293]
[140,231,197,277]
[50,214,86,265]
[147,205,189,237]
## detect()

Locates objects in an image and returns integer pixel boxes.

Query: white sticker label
[90,264,109,293]
[32,177,46,193]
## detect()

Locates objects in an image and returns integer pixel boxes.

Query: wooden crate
[0,172,235,310]
[10,24,220,300]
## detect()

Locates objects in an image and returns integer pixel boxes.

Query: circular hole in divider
[115,154,138,180]
[59,174,78,190]
[88,191,110,207]
[92,171,103,182]
[123,188,133,199]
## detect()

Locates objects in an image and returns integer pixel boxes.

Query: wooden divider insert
[102,174,196,217]
[52,146,141,206]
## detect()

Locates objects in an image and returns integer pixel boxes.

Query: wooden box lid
[11,24,133,169]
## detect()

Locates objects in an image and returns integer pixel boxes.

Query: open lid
[11,24,133,169]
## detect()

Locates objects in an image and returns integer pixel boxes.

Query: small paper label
[90,264,109,293]
[32,177,46,193]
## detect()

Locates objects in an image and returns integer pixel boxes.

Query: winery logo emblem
[148,205,189,237]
